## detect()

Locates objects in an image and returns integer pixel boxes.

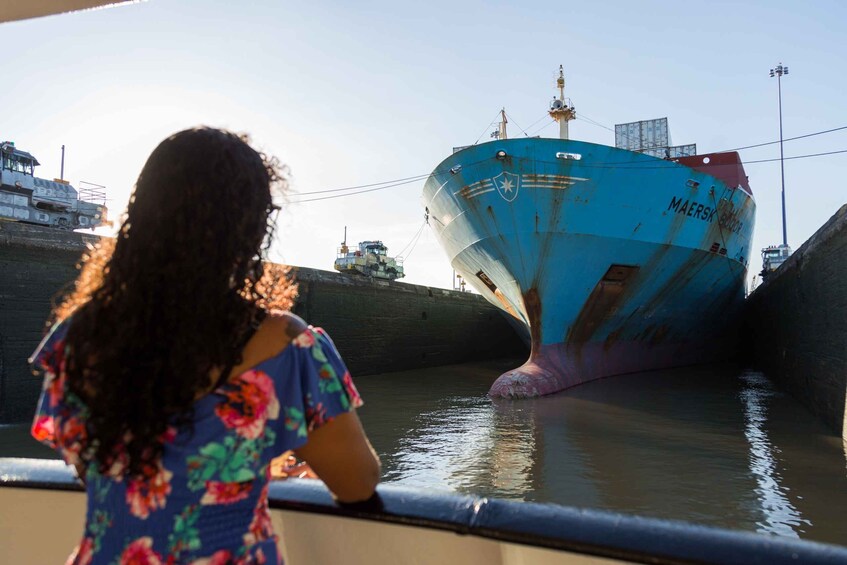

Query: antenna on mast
[548,65,576,139]
[491,108,508,140]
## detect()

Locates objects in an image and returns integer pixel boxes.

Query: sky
[2,0,845,290]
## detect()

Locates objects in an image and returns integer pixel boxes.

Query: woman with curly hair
[30,127,380,564]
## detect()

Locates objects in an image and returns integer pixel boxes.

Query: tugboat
[0,141,108,229]
[760,243,792,280]
[333,227,405,280]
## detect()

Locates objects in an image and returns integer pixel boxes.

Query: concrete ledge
[744,204,847,438]
[0,219,99,252]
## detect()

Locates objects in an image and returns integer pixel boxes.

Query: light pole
[769,62,789,247]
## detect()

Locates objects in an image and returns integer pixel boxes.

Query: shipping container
[640,144,697,159]
[615,118,670,151]
[615,119,696,158]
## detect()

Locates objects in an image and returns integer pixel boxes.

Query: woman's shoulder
[264,312,340,352]
[240,311,315,371]
[253,312,343,368]
[263,310,309,343]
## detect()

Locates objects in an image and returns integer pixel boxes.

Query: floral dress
[31,319,363,565]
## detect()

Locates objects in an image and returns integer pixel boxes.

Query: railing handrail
[2,457,846,565]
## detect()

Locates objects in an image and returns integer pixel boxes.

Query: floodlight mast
[769,62,789,247]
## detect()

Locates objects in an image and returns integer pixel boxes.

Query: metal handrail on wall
[1,458,846,564]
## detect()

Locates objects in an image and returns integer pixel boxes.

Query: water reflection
[514,365,759,525]
[739,371,810,537]
[356,361,847,545]
[358,360,537,499]
[387,397,537,499]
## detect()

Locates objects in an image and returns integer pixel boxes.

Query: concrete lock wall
[289,266,527,377]
[0,222,100,423]
[0,221,526,424]
[744,204,847,439]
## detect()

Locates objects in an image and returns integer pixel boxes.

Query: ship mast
[498,108,508,140]
[548,65,576,140]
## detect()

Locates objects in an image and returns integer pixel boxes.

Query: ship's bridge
[360,241,388,255]
[1,142,39,192]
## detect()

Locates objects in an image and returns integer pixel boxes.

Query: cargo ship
[422,67,756,398]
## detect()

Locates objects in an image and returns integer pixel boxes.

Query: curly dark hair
[53,127,296,478]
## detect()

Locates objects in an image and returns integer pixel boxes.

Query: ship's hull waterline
[423,138,755,398]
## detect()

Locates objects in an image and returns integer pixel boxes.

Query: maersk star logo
[493,172,520,202]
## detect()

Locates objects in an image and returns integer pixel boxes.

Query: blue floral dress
[31,319,362,565]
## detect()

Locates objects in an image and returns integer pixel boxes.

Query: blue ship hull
[422,139,756,397]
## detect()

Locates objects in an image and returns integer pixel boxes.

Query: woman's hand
[270,451,318,480]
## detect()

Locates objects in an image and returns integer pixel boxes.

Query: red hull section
[675,152,751,194]
[488,339,738,398]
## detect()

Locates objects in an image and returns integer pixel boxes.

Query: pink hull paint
[488,341,733,398]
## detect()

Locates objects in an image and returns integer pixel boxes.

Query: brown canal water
[3,360,846,546]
